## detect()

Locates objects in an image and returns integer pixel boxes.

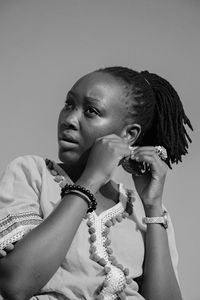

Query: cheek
[58,109,65,122]
[82,119,124,145]
[57,113,61,129]
[57,111,64,133]
[81,125,100,148]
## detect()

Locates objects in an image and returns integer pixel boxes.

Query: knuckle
[107,141,113,148]
[113,148,119,156]
[100,138,108,146]
[147,156,154,162]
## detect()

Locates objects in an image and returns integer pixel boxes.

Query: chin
[58,149,81,165]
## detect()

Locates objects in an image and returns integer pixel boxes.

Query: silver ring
[129,146,138,158]
[155,146,167,160]
[130,149,134,157]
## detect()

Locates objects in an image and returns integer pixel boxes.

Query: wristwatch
[143,210,168,229]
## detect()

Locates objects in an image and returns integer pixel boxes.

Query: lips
[59,132,79,144]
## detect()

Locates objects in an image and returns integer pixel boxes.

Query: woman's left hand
[131,146,168,209]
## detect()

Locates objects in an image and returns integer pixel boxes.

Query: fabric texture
[0,155,179,300]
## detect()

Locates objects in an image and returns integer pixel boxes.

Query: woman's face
[57,71,132,166]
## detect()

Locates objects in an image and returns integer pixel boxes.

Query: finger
[101,139,130,151]
[96,136,131,159]
[103,138,130,151]
[4,243,14,251]
[134,151,164,168]
[133,146,167,161]
[134,149,159,158]
[133,149,165,166]
[133,148,156,155]
[97,134,125,142]
[97,137,128,149]
[101,134,131,146]
[134,153,164,168]
[131,149,157,160]
[133,149,156,155]
[134,153,168,176]
[134,153,159,163]
[131,146,156,152]
[0,249,7,257]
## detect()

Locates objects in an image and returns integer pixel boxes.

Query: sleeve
[0,156,43,250]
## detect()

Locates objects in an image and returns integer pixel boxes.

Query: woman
[0,67,193,300]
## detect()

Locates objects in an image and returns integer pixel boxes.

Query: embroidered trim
[0,212,42,250]
[87,188,134,300]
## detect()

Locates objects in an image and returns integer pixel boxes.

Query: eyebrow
[67,91,106,108]
[85,96,104,106]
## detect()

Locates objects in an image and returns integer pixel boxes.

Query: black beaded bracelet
[61,183,97,213]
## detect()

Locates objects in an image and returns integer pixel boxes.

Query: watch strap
[143,210,168,229]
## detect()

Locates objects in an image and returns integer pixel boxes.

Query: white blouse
[0,155,179,300]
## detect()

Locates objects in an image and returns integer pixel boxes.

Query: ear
[121,123,141,146]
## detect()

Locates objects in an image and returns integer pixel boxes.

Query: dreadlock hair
[96,66,193,169]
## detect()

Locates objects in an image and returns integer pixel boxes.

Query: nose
[61,107,81,130]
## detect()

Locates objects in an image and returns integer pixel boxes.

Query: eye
[63,98,100,117]
[85,106,100,117]
[64,99,73,110]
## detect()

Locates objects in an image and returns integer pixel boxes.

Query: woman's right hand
[0,243,15,258]
[80,134,130,188]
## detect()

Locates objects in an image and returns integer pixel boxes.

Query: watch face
[163,221,168,229]
[163,212,168,229]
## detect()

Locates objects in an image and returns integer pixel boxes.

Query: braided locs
[97,66,193,168]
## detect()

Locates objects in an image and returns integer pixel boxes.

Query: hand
[131,146,168,209]
[0,243,15,258]
[81,134,130,188]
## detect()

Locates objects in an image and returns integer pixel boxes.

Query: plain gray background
[0,1,199,299]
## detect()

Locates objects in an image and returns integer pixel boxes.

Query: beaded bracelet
[61,184,97,213]
[63,189,91,210]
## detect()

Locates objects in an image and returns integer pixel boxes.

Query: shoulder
[6,154,45,169]
[0,155,47,182]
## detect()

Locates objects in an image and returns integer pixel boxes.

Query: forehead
[71,72,126,102]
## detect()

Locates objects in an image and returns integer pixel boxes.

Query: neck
[58,150,92,182]
[58,162,86,183]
